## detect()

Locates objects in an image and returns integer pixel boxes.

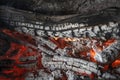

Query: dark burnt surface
[0,0,120,15]
[0,0,120,29]
[0,0,120,40]
[0,38,10,56]
[0,0,34,11]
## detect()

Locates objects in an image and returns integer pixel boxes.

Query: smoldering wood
[0,0,120,80]
[36,37,57,50]
[95,40,120,64]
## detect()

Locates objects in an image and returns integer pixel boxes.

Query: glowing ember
[89,49,96,62]
[112,59,120,68]
[0,29,120,80]
[0,29,43,80]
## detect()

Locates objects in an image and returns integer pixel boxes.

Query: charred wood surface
[0,6,120,41]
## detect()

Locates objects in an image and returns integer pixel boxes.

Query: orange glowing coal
[52,37,117,63]
[103,38,116,47]
[89,49,96,62]
[53,37,79,41]
[1,29,120,80]
[0,29,43,80]
[112,59,120,68]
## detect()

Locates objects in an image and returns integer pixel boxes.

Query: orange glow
[52,37,117,63]
[0,29,43,80]
[90,49,96,62]
[112,59,120,68]
[64,37,79,42]
[50,37,68,49]
[103,65,109,71]
[103,38,116,47]
[53,37,79,42]
[0,42,42,80]
[1,29,120,80]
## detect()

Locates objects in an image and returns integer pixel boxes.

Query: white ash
[36,37,57,50]
[51,70,62,78]
[25,70,54,80]
[95,40,120,64]
[66,70,77,80]
[52,56,101,75]
[36,30,46,36]
[41,55,94,75]
[102,72,117,80]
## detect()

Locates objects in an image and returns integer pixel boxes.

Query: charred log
[95,40,120,64]
[0,6,120,40]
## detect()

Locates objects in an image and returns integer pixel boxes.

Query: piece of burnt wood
[95,40,120,64]
[0,6,120,40]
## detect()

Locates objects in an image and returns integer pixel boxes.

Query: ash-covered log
[95,40,120,64]
[41,55,101,76]
[102,72,120,80]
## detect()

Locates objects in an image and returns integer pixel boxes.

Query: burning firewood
[1,28,120,80]
[95,40,120,64]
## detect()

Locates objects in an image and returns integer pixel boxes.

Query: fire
[90,49,96,62]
